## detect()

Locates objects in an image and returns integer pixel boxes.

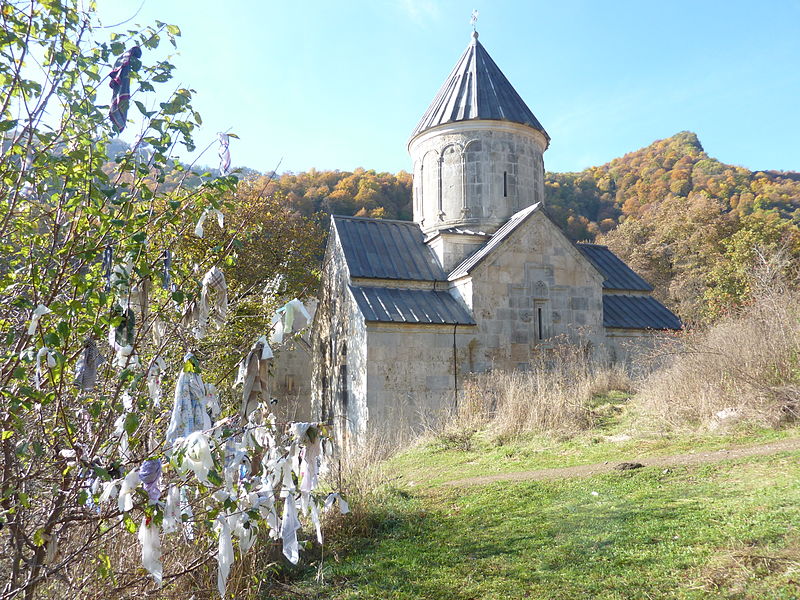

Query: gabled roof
[350,286,474,325]
[448,202,541,279]
[410,33,549,142]
[333,216,446,281]
[576,244,653,292]
[603,295,681,330]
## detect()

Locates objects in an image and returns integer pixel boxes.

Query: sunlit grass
[285,452,800,599]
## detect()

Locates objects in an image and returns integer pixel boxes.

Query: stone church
[309,32,680,448]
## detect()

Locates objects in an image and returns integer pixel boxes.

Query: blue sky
[97,0,800,175]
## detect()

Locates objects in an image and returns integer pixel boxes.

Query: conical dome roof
[410,32,549,142]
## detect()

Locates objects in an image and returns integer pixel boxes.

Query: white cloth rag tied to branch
[237,337,273,419]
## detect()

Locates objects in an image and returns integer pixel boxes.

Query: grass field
[274,418,800,599]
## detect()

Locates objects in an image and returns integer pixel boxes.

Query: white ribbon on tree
[280,494,301,564]
[218,132,231,176]
[194,208,224,238]
[118,469,140,513]
[138,517,162,586]
[215,513,234,598]
[34,347,56,390]
[27,304,51,336]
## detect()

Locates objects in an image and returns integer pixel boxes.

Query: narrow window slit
[537,307,543,340]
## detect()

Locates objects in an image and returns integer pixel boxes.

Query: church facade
[310,33,680,449]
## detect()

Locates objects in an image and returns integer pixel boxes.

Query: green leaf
[123,514,136,533]
[97,551,113,579]
[134,100,154,118]
[0,119,18,132]
[33,528,46,547]
[123,412,139,436]
[207,470,223,487]
[166,24,181,36]
[92,465,111,481]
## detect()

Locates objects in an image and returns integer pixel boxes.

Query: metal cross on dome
[470,9,479,31]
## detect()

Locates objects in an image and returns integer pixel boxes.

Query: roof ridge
[332,215,418,225]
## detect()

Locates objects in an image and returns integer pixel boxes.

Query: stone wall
[270,339,313,422]
[364,322,475,443]
[409,120,548,235]
[310,229,368,452]
[452,211,605,371]
[426,231,489,273]
[605,329,668,365]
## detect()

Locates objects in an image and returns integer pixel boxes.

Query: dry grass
[320,433,398,546]
[32,516,287,600]
[448,344,633,440]
[636,284,800,431]
[697,536,800,598]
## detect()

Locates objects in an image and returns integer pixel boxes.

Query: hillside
[256,131,799,241]
[546,131,800,240]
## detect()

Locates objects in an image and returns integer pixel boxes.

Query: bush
[636,271,800,430]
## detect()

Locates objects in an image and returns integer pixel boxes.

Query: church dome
[409,32,550,145]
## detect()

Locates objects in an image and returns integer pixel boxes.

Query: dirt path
[442,437,800,487]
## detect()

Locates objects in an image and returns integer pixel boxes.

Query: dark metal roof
[576,244,653,292]
[350,286,475,325]
[603,295,682,330]
[333,216,447,281]
[449,202,541,279]
[410,33,549,141]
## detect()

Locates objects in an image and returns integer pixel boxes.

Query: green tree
[703,211,800,319]
[0,3,331,598]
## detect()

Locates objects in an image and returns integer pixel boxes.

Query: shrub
[636,271,800,430]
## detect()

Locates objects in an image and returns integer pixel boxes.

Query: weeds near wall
[637,266,800,431]
[320,435,396,549]
[453,344,632,440]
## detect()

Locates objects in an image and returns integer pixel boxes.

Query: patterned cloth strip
[162,249,173,291]
[109,46,142,133]
[138,459,162,503]
[218,133,231,175]
[74,338,103,391]
[102,245,113,291]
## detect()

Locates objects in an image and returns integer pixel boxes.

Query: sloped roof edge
[350,285,475,325]
[603,295,682,330]
[448,202,542,279]
[576,243,654,292]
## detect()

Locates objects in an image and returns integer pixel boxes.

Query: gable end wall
[462,211,605,370]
